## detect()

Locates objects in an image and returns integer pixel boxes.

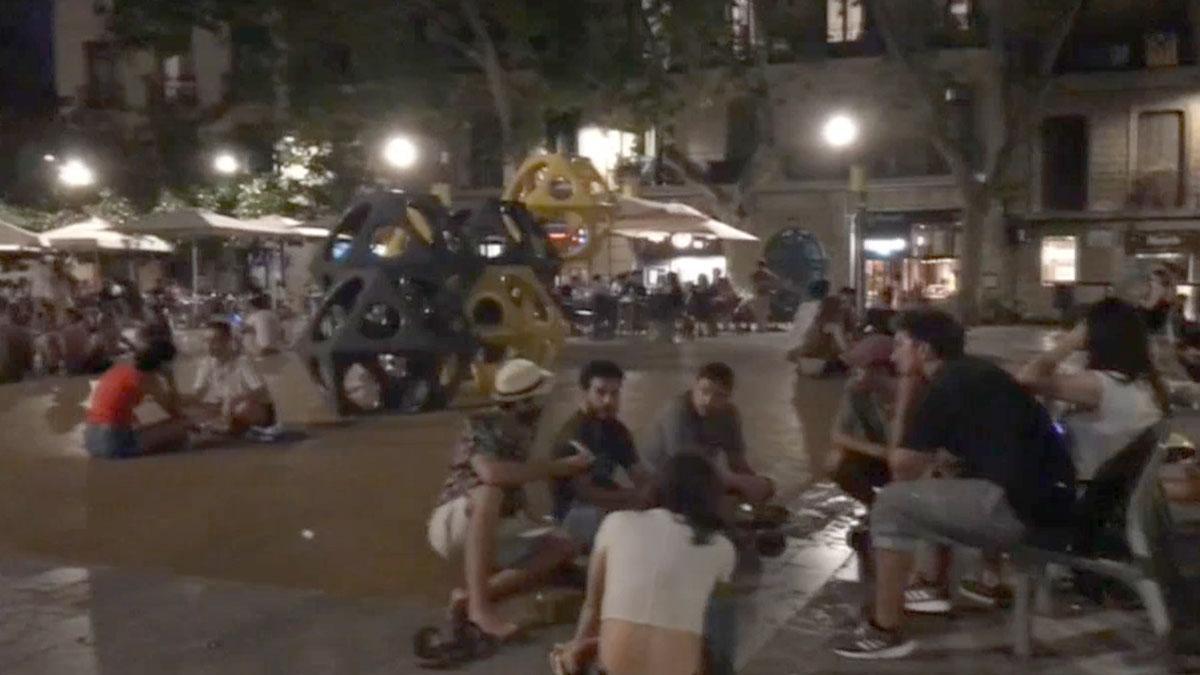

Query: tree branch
[870,0,973,177]
[984,0,1082,181]
[410,0,486,67]
[660,145,739,223]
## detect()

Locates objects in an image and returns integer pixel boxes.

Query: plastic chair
[1009,424,1175,658]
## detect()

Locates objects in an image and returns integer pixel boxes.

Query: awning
[39,217,175,253]
[0,219,44,254]
[611,195,758,241]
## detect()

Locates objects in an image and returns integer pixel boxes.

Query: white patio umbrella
[123,209,292,295]
[611,195,758,241]
[245,214,329,240]
[39,217,174,253]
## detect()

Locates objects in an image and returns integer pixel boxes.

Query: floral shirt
[436,411,533,517]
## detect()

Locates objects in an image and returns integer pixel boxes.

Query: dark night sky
[0,0,56,114]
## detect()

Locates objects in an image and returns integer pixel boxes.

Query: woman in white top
[1017,298,1169,479]
[552,454,736,675]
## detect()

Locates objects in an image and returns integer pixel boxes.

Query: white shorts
[427,496,567,569]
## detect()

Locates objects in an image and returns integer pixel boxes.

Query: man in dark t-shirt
[833,310,1075,660]
[551,360,653,550]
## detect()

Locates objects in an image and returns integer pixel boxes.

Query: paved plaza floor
[0,327,1196,674]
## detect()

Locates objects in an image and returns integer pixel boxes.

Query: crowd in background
[0,259,285,385]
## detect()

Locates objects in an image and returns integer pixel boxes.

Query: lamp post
[822,113,866,316]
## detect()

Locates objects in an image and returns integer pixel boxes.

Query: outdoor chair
[1008,424,1177,659]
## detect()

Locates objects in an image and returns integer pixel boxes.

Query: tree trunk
[458,0,516,177]
[1188,1,1200,65]
[956,183,990,325]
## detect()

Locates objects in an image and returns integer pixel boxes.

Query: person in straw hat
[427,358,593,641]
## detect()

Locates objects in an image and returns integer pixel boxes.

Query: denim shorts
[84,424,141,459]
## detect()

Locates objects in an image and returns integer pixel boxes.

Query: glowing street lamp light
[822,112,866,315]
[822,113,859,149]
[58,158,96,188]
[212,152,241,175]
[382,135,419,170]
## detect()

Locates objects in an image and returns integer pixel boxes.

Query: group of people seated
[82,320,280,459]
[426,358,776,675]
[825,299,1195,659]
[560,270,748,342]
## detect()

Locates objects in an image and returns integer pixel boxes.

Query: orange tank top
[87,362,146,427]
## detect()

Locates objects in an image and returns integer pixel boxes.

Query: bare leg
[463,485,519,638]
[136,419,191,455]
[873,548,915,630]
[917,544,953,588]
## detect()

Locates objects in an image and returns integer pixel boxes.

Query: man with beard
[551,360,654,551]
[427,358,593,640]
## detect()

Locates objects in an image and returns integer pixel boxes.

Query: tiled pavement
[1,327,1199,673]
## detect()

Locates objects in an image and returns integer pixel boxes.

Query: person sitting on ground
[787,280,851,377]
[827,333,900,510]
[550,454,736,675]
[0,299,34,384]
[186,321,278,438]
[1017,298,1168,481]
[84,337,191,458]
[551,360,654,551]
[59,308,102,375]
[831,310,1076,660]
[428,358,593,640]
[243,294,284,357]
[645,362,776,510]
[32,301,63,375]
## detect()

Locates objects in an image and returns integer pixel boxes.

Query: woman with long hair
[1017,298,1168,479]
[551,454,735,675]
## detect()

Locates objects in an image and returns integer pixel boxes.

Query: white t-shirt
[1064,371,1162,480]
[594,508,736,635]
[193,355,267,406]
[787,300,820,346]
[245,309,283,351]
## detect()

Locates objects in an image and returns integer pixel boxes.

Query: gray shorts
[870,478,1025,553]
[560,504,606,551]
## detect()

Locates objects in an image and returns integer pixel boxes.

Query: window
[729,0,760,57]
[84,41,118,108]
[1135,111,1184,208]
[1040,236,1078,285]
[161,52,197,105]
[945,0,971,31]
[827,0,864,43]
[1041,115,1089,210]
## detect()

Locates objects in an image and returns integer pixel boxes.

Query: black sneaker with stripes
[831,619,917,660]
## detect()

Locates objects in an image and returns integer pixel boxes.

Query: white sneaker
[903,584,952,615]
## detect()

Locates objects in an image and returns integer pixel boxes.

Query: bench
[1009,424,1177,658]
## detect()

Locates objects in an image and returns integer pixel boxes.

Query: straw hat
[492,358,555,402]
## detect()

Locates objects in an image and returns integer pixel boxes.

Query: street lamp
[822,113,865,314]
[212,151,241,175]
[57,158,96,188]
[382,135,419,170]
[822,114,859,149]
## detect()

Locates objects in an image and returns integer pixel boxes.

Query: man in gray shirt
[645,362,775,506]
